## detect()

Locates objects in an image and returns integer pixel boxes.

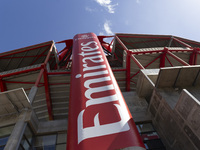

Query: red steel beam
[131,48,193,55]
[49,82,70,86]
[160,52,166,68]
[167,51,190,66]
[130,80,136,84]
[159,49,167,68]
[5,80,42,85]
[166,55,173,67]
[34,63,53,120]
[43,66,53,120]
[143,54,161,69]
[1,66,41,78]
[117,35,170,39]
[189,48,199,65]
[0,43,52,58]
[0,55,46,59]
[44,43,54,65]
[128,38,169,46]
[130,54,161,79]
[30,45,51,65]
[131,50,163,55]
[126,52,131,91]
[181,39,200,47]
[131,55,145,69]
[35,68,45,87]
[115,36,132,91]
[173,37,192,48]
[119,39,137,49]
[189,51,196,65]
[0,78,7,92]
[114,45,124,56]
[112,68,126,72]
[115,35,129,52]
[47,71,71,75]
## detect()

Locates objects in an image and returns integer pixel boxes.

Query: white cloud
[99,20,114,36]
[85,6,96,12]
[95,0,118,13]
[103,20,113,35]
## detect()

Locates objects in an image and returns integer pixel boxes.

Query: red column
[0,77,7,92]
[67,33,145,150]
[43,65,53,120]
[189,48,198,65]
[126,51,131,91]
[160,48,167,68]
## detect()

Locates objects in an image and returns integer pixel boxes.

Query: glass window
[34,134,57,149]
[56,144,66,150]
[136,123,155,134]
[43,135,56,146]
[33,147,43,150]
[31,132,67,149]
[57,133,67,144]
[0,125,14,149]
[0,125,14,138]
[20,136,30,150]
[44,145,56,150]
[34,136,43,147]
[24,126,33,144]
[56,133,67,150]
[0,137,9,146]
[136,122,166,150]
[145,139,166,150]
[18,125,34,150]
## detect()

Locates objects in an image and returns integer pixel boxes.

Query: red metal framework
[0,41,56,120]
[114,34,200,90]
[1,33,200,149]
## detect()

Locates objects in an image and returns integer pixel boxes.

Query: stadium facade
[0,33,199,150]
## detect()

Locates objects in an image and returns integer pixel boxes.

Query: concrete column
[28,85,38,104]
[4,112,27,150]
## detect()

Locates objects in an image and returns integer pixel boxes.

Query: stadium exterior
[0,33,199,150]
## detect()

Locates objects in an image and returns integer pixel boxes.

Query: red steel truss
[114,34,200,90]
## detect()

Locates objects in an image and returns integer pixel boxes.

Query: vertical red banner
[67,33,145,150]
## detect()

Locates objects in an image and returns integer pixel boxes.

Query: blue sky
[1,0,200,52]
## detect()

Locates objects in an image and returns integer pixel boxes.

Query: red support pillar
[189,48,198,65]
[115,35,131,91]
[160,53,166,68]
[67,33,145,150]
[0,77,7,92]
[33,43,54,120]
[160,48,167,68]
[189,52,195,65]
[126,51,131,91]
[43,65,53,120]
[44,43,54,64]
[35,67,44,87]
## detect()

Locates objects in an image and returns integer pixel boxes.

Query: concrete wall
[122,91,151,123]
[149,89,200,150]
[136,69,159,103]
